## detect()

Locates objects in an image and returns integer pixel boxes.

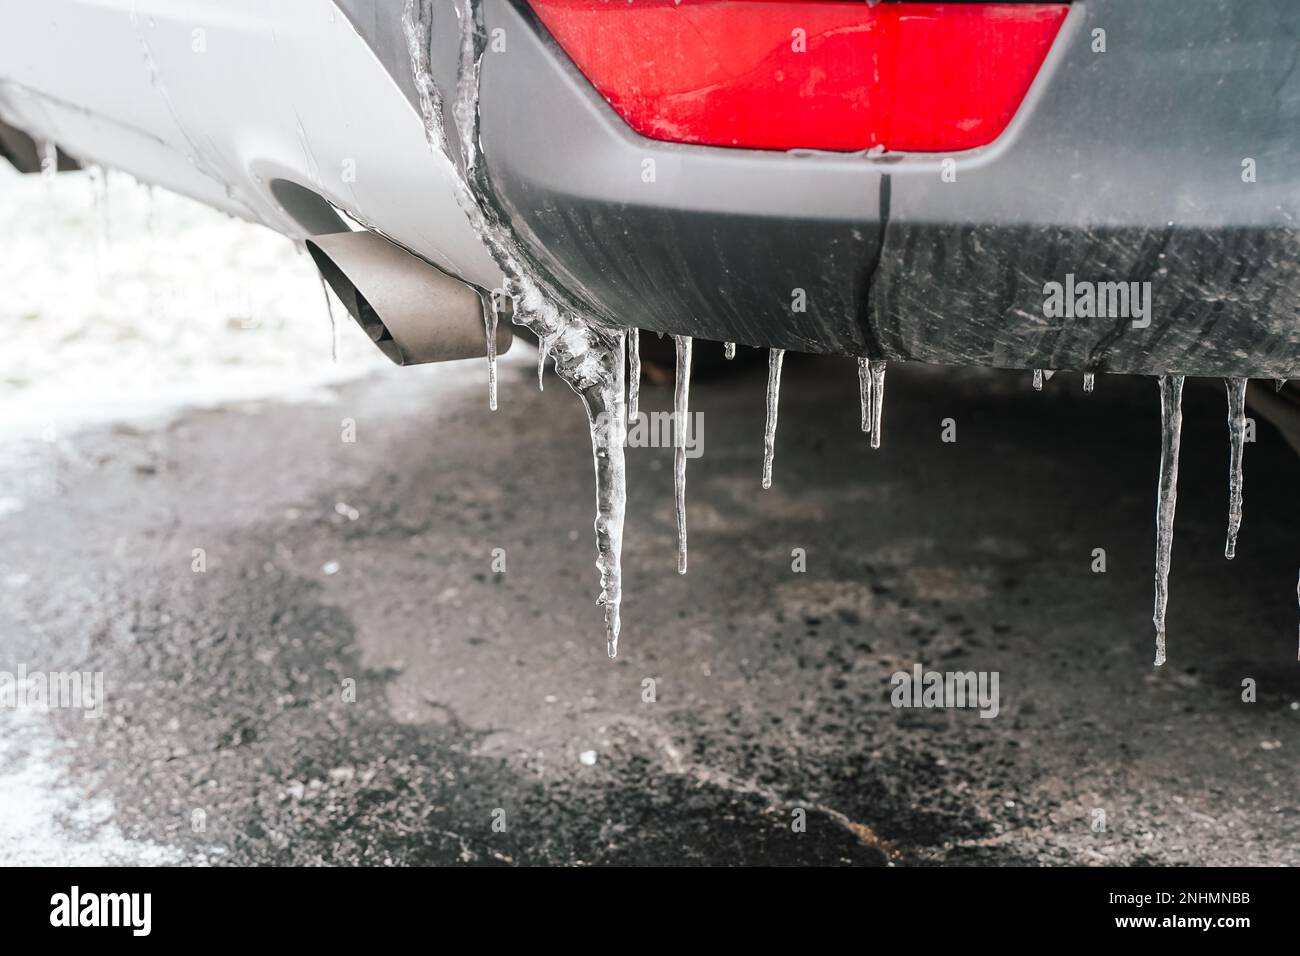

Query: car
[4,0,1298,658]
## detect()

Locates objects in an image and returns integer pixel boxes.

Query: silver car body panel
[0,0,501,289]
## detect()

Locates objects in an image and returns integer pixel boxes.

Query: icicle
[537,332,549,391]
[98,167,110,245]
[483,296,498,411]
[762,349,785,489]
[673,335,692,575]
[40,140,57,179]
[319,278,339,363]
[724,341,736,360]
[1276,379,1287,393]
[1224,377,1247,559]
[1083,372,1095,393]
[1032,369,1044,391]
[88,165,110,273]
[1043,370,1056,382]
[593,329,628,658]
[404,0,627,654]
[627,330,640,417]
[857,357,872,433]
[869,360,887,450]
[1152,374,1185,666]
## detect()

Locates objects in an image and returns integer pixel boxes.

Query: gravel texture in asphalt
[2,349,1299,866]
[3,168,1299,866]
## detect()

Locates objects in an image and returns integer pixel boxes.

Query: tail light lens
[527,0,1069,152]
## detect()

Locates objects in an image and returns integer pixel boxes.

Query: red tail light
[527,0,1069,152]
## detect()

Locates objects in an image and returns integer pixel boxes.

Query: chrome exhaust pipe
[306,231,510,366]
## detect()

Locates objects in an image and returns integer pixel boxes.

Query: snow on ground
[0,163,390,442]
[0,709,190,866]
[1,164,367,865]
[0,162,514,866]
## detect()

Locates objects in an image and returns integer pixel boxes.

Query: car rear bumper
[462,0,1300,377]
[9,0,1296,379]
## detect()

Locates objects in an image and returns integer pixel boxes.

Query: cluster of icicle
[1141,373,1255,664]
[632,337,1286,666]
[1151,374,1267,664]
[1034,369,1288,664]
[409,1,1294,666]
[645,342,888,579]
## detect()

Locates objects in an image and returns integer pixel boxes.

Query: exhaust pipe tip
[306,231,510,366]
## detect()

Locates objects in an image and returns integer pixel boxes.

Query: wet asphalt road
[2,351,1299,866]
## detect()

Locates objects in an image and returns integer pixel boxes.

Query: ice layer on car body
[404,0,626,656]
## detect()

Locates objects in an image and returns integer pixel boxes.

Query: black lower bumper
[466,0,1300,378]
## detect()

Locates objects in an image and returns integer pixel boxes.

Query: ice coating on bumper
[404,0,627,655]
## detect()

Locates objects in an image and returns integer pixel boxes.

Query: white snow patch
[0,709,185,865]
[0,165,389,441]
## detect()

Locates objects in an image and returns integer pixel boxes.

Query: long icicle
[595,330,628,657]
[1152,374,1185,666]
[483,295,498,410]
[1083,372,1095,393]
[628,330,640,418]
[762,349,785,489]
[40,139,57,178]
[537,332,549,390]
[1224,377,1247,559]
[1032,369,1044,391]
[724,341,736,360]
[869,360,887,449]
[405,0,626,654]
[857,357,872,432]
[674,335,692,574]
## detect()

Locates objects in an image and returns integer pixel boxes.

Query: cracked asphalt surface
[2,351,1299,866]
